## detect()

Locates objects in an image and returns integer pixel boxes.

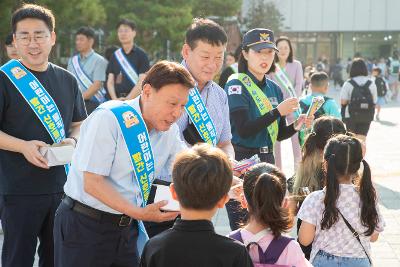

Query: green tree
[191,0,242,18]
[245,1,284,33]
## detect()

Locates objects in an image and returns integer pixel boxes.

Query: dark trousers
[0,193,63,267]
[53,201,139,267]
[226,145,275,230]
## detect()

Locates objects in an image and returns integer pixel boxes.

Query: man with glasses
[67,26,108,114]
[106,19,150,100]
[0,4,86,267]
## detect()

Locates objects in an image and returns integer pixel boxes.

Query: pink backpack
[229,229,294,267]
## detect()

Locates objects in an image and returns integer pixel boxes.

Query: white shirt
[340,76,377,118]
[64,97,187,214]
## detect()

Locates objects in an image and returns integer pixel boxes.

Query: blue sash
[71,55,105,103]
[184,87,217,146]
[104,100,154,255]
[0,59,68,173]
[114,48,139,85]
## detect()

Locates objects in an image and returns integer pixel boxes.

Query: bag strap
[338,210,373,265]
[255,236,293,264]
[228,229,244,243]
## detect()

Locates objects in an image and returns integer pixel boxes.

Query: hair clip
[311,132,316,136]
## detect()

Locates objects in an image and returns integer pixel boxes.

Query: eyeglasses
[15,34,49,45]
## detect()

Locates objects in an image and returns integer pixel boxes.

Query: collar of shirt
[181,60,213,91]
[246,70,266,88]
[126,96,158,135]
[311,92,324,97]
[79,49,94,61]
[173,218,215,233]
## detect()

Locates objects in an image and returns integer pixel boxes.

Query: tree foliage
[244,1,284,33]
[1,0,243,62]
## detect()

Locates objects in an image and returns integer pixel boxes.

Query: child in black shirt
[140,144,253,267]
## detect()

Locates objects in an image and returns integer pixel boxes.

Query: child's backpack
[375,77,387,97]
[348,79,375,123]
[390,59,400,74]
[299,96,330,120]
[229,229,294,267]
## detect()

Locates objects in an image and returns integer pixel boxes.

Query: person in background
[371,67,388,121]
[269,36,304,171]
[219,46,241,88]
[67,26,108,114]
[4,33,19,60]
[107,19,150,100]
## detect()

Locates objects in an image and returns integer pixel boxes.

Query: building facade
[242,0,400,66]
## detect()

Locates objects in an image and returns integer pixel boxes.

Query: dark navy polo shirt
[0,62,87,195]
[225,71,284,148]
[107,45,150,96]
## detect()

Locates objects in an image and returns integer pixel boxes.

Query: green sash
[229,73,279,145]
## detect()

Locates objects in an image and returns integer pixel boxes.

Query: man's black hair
[185,18,227,49]
[76,26,96,39]
[12,4,55,33]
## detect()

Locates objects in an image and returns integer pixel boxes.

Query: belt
[62,195,136,227]
[233,144,273,154]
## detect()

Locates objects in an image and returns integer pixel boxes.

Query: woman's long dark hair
[321,135,379,236]
[238,46,276,74]
[243,163,292,237]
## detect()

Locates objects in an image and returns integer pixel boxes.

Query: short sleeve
[71,78,88,122]
[75,109,118,176]
[138,51,150,74]
[225,79,251,112]
[325,99,342,119]
[375,204,386,232]
[108,54,120,75]
[340,81,353,101]
[297,191,321,226]
[92,56,108,82]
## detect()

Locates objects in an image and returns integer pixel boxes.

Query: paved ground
[1,84,399,266]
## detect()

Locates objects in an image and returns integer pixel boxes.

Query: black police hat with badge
[242,28,279,52]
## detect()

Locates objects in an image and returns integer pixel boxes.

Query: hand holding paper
[39,142,74,167]
[154,184,180,212]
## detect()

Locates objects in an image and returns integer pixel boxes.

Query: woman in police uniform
[224,28,312,230]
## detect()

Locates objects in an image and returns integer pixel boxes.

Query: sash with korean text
[273,64,301,116]
[114,48,139,85]
[185,88,217,146]
[229,73,278,145]
[105,100,154,255]
[71,55,105,103]
[0,59,68,173]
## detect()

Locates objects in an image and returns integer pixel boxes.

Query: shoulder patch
[228,85,242,95]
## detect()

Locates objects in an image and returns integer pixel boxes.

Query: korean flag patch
[228,85,242,95]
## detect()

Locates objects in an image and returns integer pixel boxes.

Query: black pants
[226,145,275,230]
[54,201,139,267]
[0,193,62,267]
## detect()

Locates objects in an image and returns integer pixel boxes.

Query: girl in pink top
[229,163,312,267]
[269,37,304,171]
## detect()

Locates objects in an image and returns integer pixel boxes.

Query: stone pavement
[1,85,399,266]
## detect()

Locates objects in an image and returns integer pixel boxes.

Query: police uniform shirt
[176,61,232,145]
[225,71,284,149]
[63,96,187,214]
[299,93,341,119]
[107,46,150,96]
[0,63,87,195]
[67,49,108,97]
